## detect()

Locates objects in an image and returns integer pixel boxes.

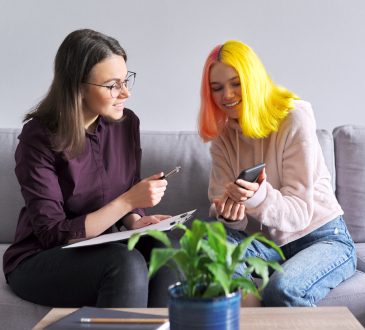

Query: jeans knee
[262,272,317,307]
[95,244,149,307]
[101,243,148,284]
[262,274,298,307]
[262,276,284,306]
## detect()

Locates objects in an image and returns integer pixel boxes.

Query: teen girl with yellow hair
[199,40,356,306]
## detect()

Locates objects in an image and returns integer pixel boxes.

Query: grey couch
[1,126,365,329]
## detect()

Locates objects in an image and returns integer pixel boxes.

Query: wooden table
[33,306,364,330]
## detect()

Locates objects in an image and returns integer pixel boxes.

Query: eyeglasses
[84,71,136,98]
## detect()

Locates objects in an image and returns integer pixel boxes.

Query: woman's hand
[226,168,266,203]
[214,193,246,221]
[85,173,169,238]
[122,173,168,209]
[213,169,266,221]
[124,214,171,230]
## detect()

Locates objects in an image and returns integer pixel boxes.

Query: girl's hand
[226,168,266,203]
[214,194,246,221]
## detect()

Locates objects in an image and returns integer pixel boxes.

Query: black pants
[7,236,179,308]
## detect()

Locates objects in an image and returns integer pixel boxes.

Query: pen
[159,166,181,179]
[80,317,169,324]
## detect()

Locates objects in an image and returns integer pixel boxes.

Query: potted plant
[128,219,284,330]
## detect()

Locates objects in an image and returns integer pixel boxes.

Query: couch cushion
[318,270,365,325]
[316,129,336,191]
[357,243,365,272]
[0,244,51,329]
[334,125,365,243]
[0,129,22,243]
[140,131,211,221]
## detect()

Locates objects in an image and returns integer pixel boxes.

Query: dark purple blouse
[3,109,144,276]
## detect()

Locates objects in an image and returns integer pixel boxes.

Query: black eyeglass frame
[84,71,136,98]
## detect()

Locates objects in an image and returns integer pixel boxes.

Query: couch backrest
[0,127,351,244]
[0,129,213,243]
[334,125,365,243]
[0,129,22,244]
[140,131,211,221]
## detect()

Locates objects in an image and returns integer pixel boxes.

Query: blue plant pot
[168,283,241,330]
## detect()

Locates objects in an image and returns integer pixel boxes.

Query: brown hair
[25,29,127,157]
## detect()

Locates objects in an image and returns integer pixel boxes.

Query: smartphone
[236,162,265,183]
[160,166,182,179]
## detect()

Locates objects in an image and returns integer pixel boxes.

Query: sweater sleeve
[245,103,318,232]
[208,137,248,230]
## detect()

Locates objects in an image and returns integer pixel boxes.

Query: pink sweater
[209,100,343,246]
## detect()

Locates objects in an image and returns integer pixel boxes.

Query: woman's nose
[117,84,130,98]
[223,86,235,99]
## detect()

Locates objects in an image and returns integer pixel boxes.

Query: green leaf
[231,233,259,266]
[242,265,255,276]
[245,257,270,288]
[202,283,224,298]
[143,230,172,248]
[255,234,285,260]
[173,250,197,280]
[231,277,260,299]
[174,223,187,231]
[206,222,228,264]
[206,263,231,295]
[200,239,218,262]
[179,220,207,258]
[207,221,227,239]
[190,220,209,252]
[127,233,143,250]
[148,248,178,278]
[179,230,193,255]
[225,242,236,267]
[266,260,283,273]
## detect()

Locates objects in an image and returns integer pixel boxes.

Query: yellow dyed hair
[199,40,299,141]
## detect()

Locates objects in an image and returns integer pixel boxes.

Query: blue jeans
[226,215,357,306]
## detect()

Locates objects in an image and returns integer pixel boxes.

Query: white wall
[1,0,365,131]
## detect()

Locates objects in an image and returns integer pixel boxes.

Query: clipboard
[63,209,196,249]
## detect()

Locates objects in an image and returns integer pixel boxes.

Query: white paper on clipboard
[63,209,196,249]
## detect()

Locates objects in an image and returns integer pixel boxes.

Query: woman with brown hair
[3,29,175,308]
